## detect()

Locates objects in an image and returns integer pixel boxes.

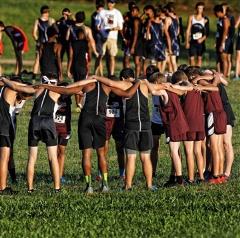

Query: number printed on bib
[193,32,202,40]
[54,115,66,123]
[106,108,120,118]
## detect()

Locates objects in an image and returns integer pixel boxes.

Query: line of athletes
[0,62,235,194]
[1,2,240,82]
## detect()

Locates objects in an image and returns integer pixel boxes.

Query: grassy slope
[1,1,240,237]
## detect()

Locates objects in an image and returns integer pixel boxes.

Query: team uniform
[151,95,165,136]
[216,16,233,61]
[28,89,58,147]
[122,14,132,57]
[218,83,235,127]
[54,95,72,146]
[168,17,180,56]
[227,15,235,55]
[36,18,54,51]
[182,90,205,141]
[129,16,143,57]
[0,87,15,147]
[124,89,153,153]
[205,91,227,136]
[69,25,89,81]
[91,10,104,55]
[105,92,124,142]
[189,16,209,57]
[149,21,166,61]
[160,92,189,142]
[78,82,108,149]
[57,17,74,60]
[40,42,59,77]
[4,26,29,74]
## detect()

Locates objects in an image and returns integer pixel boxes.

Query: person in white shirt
[96,0,123,77]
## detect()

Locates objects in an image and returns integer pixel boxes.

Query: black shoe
[185,179,195,186]
[0,187,18,195]
[196,179,206,184]
[27,189,35,194]
[55,188,61,193]
[164,176,177,187]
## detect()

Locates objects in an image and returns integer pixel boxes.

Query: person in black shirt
[39,26,62,81]
[32,5,55,80]
[0,77,34,194]
[56,8,74,72]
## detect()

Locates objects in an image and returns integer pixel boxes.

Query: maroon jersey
[182,90,205,133]
[160,91,189,142]
[205,91,227,134]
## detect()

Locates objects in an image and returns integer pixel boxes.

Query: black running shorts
[78,112,106,150]
[0,135,13,148]
[124,129,153,151]
[151,122,165,136]
[189,42,205,57]
[28,116,58,147]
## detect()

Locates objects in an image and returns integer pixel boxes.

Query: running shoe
[101,185,110,193]
[208,177,222,184]
[0,187,18,195]
[85,185,94,194]
[148,185,158,192]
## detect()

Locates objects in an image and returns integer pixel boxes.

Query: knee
[223,141,232,152]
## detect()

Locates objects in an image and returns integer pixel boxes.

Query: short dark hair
[165,2,175,13]
[144,5,156,15]
[178,64,189,72]
[0,21,5,28]
[196,2,205,9]
[62,8,70,14]
[75,11,85,23]
[96,0,104,9]
[146,65,159,81]
[185,66,201,81]
[128,1,136,11]
[131,6,139,12]
[214,4,223,13]
[120,68,135,80]
[40,5,49,14]
[171,70,188,84]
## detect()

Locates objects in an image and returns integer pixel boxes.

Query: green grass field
[1,1,240,237]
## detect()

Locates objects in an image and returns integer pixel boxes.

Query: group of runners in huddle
[0,1,238,194]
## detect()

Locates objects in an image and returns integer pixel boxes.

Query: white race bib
[106,108,120,118]
[193,32,202,40]
[54,115,66,124]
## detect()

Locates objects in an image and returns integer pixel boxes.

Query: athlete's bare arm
[144,79,167,95]
[185,15,193,49]
[164,17,173,54]
[67,45,73,79]
[1,77,36,94]
[40,78,97,95]
[93,75,132,90]
[194,84,219,92]
[110,80,140,98]
[86,27,99,57]
[220,17,230,52]
[130,18,140,54]
[235,16,240,29]
[32,19,39,41]
[55,43,63,82]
